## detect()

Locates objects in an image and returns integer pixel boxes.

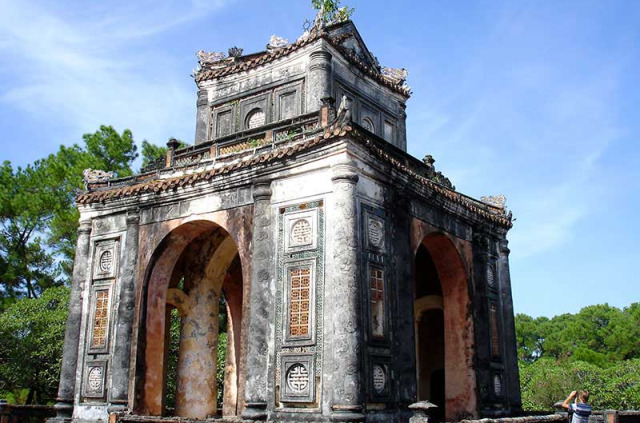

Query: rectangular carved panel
[89,285,112,354]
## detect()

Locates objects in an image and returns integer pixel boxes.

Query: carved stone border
[275,200,324,409]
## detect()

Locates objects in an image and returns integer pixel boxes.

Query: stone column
[308,50,333,113]
[471,231,493,411]
[397,102,408,152]
[330,162,364,422]
[391,190,417,408]
[194,89,209,144]
[497,238,522,412]
[52,218,92,420]
[108,210,140,408]
[242,181,274,420]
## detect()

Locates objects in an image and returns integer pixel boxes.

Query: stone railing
[0,400,55,423]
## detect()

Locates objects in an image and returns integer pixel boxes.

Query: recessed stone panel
[93,239,119,280]
[280,353,315,403]
[283,208,318,253]
[83,360,107,399]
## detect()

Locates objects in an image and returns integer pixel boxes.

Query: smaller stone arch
[134,218,248,419]
[413,228,477,421]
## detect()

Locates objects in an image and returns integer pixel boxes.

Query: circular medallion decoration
[286,363,309,393]
[368,218,384,249]
[493,374,502,396]
[290,219,312,246]
[88,367,103,391]
[487,265,495,287]
[99,250,113,273]
[372,364,387,394]
[246,108,266,129]
[362,118,375,133]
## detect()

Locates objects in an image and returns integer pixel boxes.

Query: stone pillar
[497,238,522,411]
[194,89,209,144]
[330,162,364,422]
[109,210,140,408]
[391,190,417,408]
[471,231,493,412]
[242,181,274,420]
[397,102,408,152]
[308,50,333,113]
[52,218,92,421]
[174,279,220,418]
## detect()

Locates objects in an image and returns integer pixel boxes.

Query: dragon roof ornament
[267,35,289,51]
[480,195,507,209]
[83,168,114,190]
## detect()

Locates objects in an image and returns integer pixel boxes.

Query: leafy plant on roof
[312,0,354,24]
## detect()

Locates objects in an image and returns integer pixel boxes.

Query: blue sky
[0,0,638,317]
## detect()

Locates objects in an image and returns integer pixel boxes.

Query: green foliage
[517,303,640,410]
[0,126,139,306]
[0,287,69,404]
[520,358,640,410]
[515,304,640,365]
[141,139,188,169]
[311,0,354,23]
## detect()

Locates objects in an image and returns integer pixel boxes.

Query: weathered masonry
[50,16,521,423]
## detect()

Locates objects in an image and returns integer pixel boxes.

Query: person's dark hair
[578,390,590,403]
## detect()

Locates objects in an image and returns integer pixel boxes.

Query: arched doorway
[135,220,245,419]
[414,244,445,421]
[413,231,476,421]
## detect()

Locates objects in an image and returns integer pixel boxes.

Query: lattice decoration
[490,302,500,357]
[370,268,385,338]
[286,363,309,393]
[290,219,312,246]
[246,108,266,129]
[493,374,503,396]
[91,290,110,349]
[289,267,311,337]
[99,250,113,272]
[372,364,387,394]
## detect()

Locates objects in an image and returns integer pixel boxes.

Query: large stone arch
[131,210,253,418]
[412,221,477,421]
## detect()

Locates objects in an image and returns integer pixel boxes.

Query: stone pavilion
[50,14,522,423]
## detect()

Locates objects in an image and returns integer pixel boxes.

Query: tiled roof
[194,28,411,98]
[76,125,511,228]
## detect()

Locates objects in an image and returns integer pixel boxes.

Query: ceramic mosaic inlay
[370,267,385,338]
[289,267,312,337]
[91,290,110,349]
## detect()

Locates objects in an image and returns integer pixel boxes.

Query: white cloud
[0,0,232,158]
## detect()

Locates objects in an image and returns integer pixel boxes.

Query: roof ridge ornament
[267,35,289,51]
[83,168,114,190]
[481,195,507,209]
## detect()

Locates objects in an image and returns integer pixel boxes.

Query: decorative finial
[196,50,226,65]
[267,35,289,51]
[480,195,507,209]
[228,46,243,58]
[83,168,114,190]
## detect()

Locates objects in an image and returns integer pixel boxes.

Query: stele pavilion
[50,12,521,423]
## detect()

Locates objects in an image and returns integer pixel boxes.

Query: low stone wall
[459,414,566,423]
[0,401,55,423]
